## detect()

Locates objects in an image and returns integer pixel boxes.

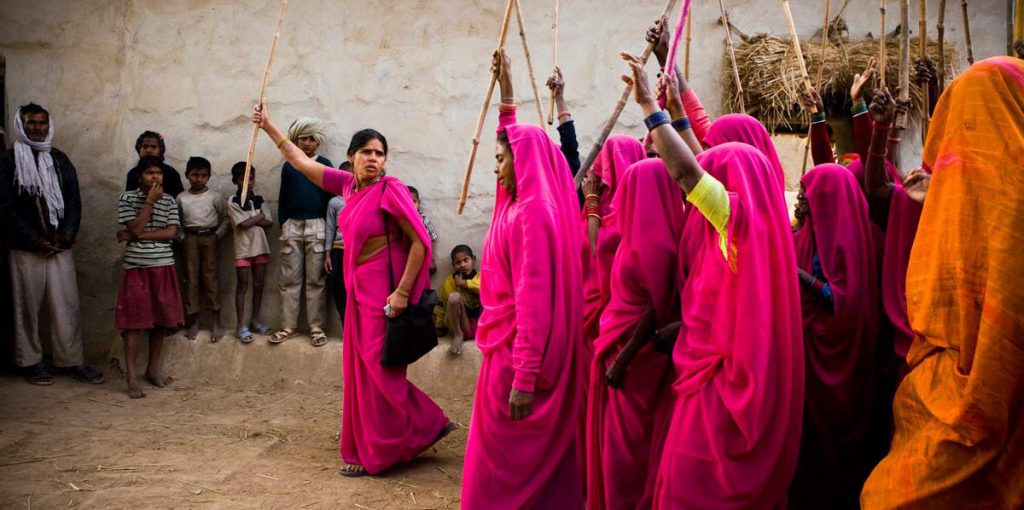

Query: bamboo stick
[685,11,693,80]
[880,0,888,87]
[1016,0,1024,42]
[547,0,559,125]
[920,0,929,136]
[801,0,832,176]
[241,0,289,203]
[937,0,947,92]
[780,0,818,113]
[664,0,695,80]
[575,0,679,186]
[961,0,974,64]
[718,0,746,113]
[896,0,911,129]
[457,0,517,215]
[515,0,546,127]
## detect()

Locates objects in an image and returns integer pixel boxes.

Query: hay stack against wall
[722,23,958,131]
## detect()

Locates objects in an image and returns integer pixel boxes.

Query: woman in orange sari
[861,56,1024,508]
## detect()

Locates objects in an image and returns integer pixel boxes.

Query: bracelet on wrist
[869,150,888,158]
[585,193,600,201]
[276,137,289,149]
[887,136,902,143]
[671,117,692,131]
[395,287,410,298]
[811,111,827,123]
[644,110,671,132]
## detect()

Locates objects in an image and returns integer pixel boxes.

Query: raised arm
[495,49,518,130]
[850,57,876,161]
[662,71,702,155]
[648,20,710,141]
[864,89,896,206]
[801,89,836,165]
[547,67,582,176]
[252,102,327,187]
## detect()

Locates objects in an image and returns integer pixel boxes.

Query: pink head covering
[792,163,880,442]
[661,142,804,507]
[703,113,786,191]
[845,157,903,189]
[590,135,646,216]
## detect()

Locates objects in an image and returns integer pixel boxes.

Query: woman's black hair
[136,156,164,182]
[451,244,475,260]
[346,129,388,157]
[496,130,510,150]
[135,130,166,156]
[407,186,420,198]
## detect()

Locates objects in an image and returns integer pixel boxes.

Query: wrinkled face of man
[23,113,49,143]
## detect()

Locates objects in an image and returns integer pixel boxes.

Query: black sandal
[69,365,105,384]
[25,363,54,386]
[338,464,368,478]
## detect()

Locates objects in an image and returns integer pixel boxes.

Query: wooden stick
[515,0,546,127]
[717,0,745,113]
[241,0,288,204]
[457,0,517,215]
[684,11,693,80]
[937,0,947,92]
[880,0,887,88]
[961,0,974,64]
[547,0,559,125]
[575,0,679,186]
[896,0,911,129]
[664,0,695,79]
[802,0,831,176]
[1016,0,1024,43]
[919,0,930,136]
[780,0,818,113]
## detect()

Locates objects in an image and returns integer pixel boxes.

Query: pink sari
[790,164,882,507]
[703,113,787,192]
[321,168,448,475]
[654,143,804,509]
[462,122,585,509]
[587,159,684,510]
[881,185,921,361]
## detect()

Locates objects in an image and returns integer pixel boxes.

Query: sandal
[338,464,367,478]
[250,322,272,335]
[236,326,254,344]
[310,328,328,347]
[269,328,297,345]
[25,363,54,386]
[69,364,104,385]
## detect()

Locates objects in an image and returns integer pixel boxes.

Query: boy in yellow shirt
[434,245,481,355]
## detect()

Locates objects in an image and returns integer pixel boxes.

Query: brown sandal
[269,328,297,344]
[310,328,328,347]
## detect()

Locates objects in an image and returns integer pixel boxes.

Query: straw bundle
[723,27,957,131]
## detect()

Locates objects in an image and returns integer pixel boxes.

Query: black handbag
[379,181,439,367]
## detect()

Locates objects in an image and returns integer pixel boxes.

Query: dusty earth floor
[0,333,477,509]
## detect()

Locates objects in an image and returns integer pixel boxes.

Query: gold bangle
[276,138,289,149]
[395,287,410,298]
[585,194,600,201]
[586,213,602,221]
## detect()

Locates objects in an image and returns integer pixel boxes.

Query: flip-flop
[250,322,272,335]
[338,464,367,478]
[25,363,53,386]
[69,365,104,384]
[236,326,254,344]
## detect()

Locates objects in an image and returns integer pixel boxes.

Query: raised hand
[869,88,896,125]
[659,70,685,119]
[851,57,877,103]
[492,48,513,102]
[620,52,656,109]
[801,89,824,114]
[913,57,937,86]
[251,101,270,129]
[647,16,671,66]
[546,66,565,99]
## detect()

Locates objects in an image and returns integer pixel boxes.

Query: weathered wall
[0,0,1008,359]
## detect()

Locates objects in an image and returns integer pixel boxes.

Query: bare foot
[144,371,173,388]
[127,379,146,399]
[211,324,224,343]
[186,320,199,340]
[449,334,464,355]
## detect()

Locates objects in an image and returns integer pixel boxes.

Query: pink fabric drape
[703,113,786,192]
[654,143,804,509]
[320,168,448,475]
[462,122,585,509]
[790,163,883,507]
[881,185,921,360]
[586,158,684,510]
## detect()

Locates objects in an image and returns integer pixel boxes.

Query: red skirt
[116,265,185,330]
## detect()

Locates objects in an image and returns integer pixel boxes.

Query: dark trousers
[329,248,347,321]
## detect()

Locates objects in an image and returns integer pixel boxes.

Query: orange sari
[861,57,1024,508]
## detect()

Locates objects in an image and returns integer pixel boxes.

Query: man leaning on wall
[0,103,103,386]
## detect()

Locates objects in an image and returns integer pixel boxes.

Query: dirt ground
[0,366,472,509]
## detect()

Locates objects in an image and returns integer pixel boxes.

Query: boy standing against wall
[177,157,228,341]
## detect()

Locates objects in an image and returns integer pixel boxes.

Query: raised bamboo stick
[880,0,887,87]
[1016,0,1024,43]
[896,0,911,129]
[961,0,974,64]
[919,0,930,136]
[241,0,289,203]
[801,0,832,176]
[684,11,693,80]
[457,0,517,215]
[575,0,679,186]
[780,0,818,113]
[515,0,546,127]
[937,0,947,92]
[718,0,746,113]
[547,0,559,125]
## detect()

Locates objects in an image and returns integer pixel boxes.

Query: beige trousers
[10,249,84,367]
[279,218,327,330]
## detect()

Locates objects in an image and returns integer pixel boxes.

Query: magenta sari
[654,143,804,509]
[703,113,787,192]
[321,168,448,475]
[587,159,684,510]
[461,122,585,509]
[790,164,882,507]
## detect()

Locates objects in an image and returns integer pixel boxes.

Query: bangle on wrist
[276,137,289,149]
[869,150,888,158]
[585,193,600,201]
[811,111,826,123]
[395,287,410,298]
[671,117,692,131]
[644,110,671,131]
[558,111,571,119]
[887,136,901,143]
[586,213,602,221]
[874,122,893,131]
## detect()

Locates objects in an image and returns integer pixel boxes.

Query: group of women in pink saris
[247,15,1024,509]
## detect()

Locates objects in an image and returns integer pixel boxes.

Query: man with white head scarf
[0,103,102,385]
[268,117,334,346]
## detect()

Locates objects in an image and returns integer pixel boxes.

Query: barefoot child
[227,162,273,343]
[177,157,228,341]
[115,156,184,398]
[434,245,481,355]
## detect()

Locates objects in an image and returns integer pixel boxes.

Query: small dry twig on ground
[87,398,124,408]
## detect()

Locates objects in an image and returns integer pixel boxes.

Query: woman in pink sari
[586,158,684,510]
[461,51,585,510]
[702,113,787,193]
[251,105,452,478]
[619,52,804,510]
[791,163,882,509]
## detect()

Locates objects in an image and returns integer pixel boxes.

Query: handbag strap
[380,179,396,292]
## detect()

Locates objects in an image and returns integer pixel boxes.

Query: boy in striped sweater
[115,156,184,399]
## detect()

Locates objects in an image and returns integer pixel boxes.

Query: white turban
[287,117,325,147]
